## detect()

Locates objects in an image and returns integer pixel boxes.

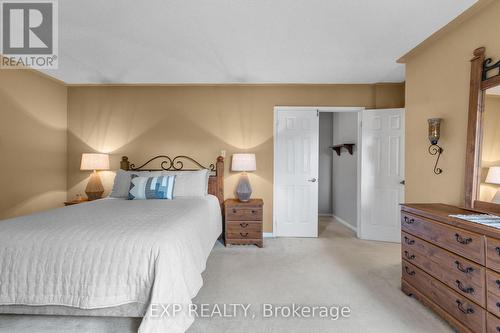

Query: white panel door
[360,108,405,242]
[275,109,319,237]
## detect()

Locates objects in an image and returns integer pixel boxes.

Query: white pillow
[162,169,209,197]
[110,169,162,198]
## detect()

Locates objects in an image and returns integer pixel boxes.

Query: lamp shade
[80,153,109,171]
[231,153,256,172]
[428,118,442,145]
[486,167,500,185]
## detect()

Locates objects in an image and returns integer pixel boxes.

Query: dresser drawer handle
[496,302,500,309]
[454,261,474,274]
[403,236,415,245]
[456,300,474,314]
[455,233,472,245]
[496,280,500,288]
[496,327,500,333]
[232,209,237,214]
[251,210,257,214]
[240,232,249,238]
[240,223,249,228]
[403,216,415,224]
[404,266,415,276]
[496,247,500,256]
[455,280,474,294]
[403,251,415,260]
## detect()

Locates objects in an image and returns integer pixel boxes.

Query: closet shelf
[330,143,355,156]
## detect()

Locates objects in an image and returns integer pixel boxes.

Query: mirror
[478,86,500,204]
[465,47,500,213]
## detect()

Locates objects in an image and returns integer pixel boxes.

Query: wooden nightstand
[224,199,263,248]
[64,198,89,206]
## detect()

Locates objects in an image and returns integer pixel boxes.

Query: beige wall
[0,70,67,219]
[404,0,500,205]
[67,84,404,231]
[479,95,500,202]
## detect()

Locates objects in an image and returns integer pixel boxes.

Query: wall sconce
[428,118,443,175]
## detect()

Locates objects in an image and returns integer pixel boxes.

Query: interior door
[360,108,405,242]
[275,109,319,237]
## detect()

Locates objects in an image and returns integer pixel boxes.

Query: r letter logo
[1,0,58,69]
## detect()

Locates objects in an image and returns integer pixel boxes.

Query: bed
[0,155,224,333]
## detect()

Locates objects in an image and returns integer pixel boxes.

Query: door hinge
[317,110,319,117]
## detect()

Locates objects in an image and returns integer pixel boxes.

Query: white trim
[356,110,362,239]
[275,106,364,112]
[318,213,333,217]
[273,106,364,238]
[263,232,274,238]
[332,214,357,232]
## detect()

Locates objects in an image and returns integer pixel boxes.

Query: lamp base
[236,173,252,202]
[85,171,104,201]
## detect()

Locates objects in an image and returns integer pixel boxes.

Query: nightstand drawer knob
[240,232,249,238]
[240,223,249,228]
[252,210,256,214]
[233,209,237,213]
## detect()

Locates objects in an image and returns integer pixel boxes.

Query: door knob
[308,178,317,182]
[400,180,406,185]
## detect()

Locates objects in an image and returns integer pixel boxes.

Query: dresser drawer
[487,238,500,273]
[487,269,500,316]
[403,261,486,332]
[487,293,500,319]
[487,313,500,333]
[402,232,485,306]
[226,207,263,221]
[487,270,500,299]
[401,212,485,264]
[226,221,262,239]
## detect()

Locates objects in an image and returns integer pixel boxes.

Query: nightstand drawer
[227,221,261,239]
[226,207,263,221]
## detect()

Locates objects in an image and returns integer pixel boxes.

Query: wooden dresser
[401,203,500,333]
[224,199,263,247]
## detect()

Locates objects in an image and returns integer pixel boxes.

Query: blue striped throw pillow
[128,175,176,200]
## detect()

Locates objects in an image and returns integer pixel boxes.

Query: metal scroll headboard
[119,155,225,206]
[120,155,216,173]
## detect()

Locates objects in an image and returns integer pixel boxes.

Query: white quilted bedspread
[0,196,222,333]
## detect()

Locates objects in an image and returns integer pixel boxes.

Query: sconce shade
[428,118,442,145]
[486,167,500,185]
[80,153,110,171]
[231,154,256,172]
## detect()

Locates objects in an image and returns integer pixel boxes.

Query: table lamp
[80,153,109,200]
[231,153,256,202]
[486,166,500,204]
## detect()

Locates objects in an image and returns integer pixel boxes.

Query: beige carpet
[0,217,452,332]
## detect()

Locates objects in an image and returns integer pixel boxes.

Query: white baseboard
[318,213,333,217]
[332,214,357,232]
[263,232,274,238]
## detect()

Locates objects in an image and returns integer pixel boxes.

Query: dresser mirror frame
[465,47,500,213]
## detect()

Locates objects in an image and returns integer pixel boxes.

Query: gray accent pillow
[128,175,176,200]
[110,169,162,198]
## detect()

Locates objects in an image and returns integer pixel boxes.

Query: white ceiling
[44,0,477,84]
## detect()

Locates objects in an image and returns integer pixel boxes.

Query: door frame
[273,106,365,237]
